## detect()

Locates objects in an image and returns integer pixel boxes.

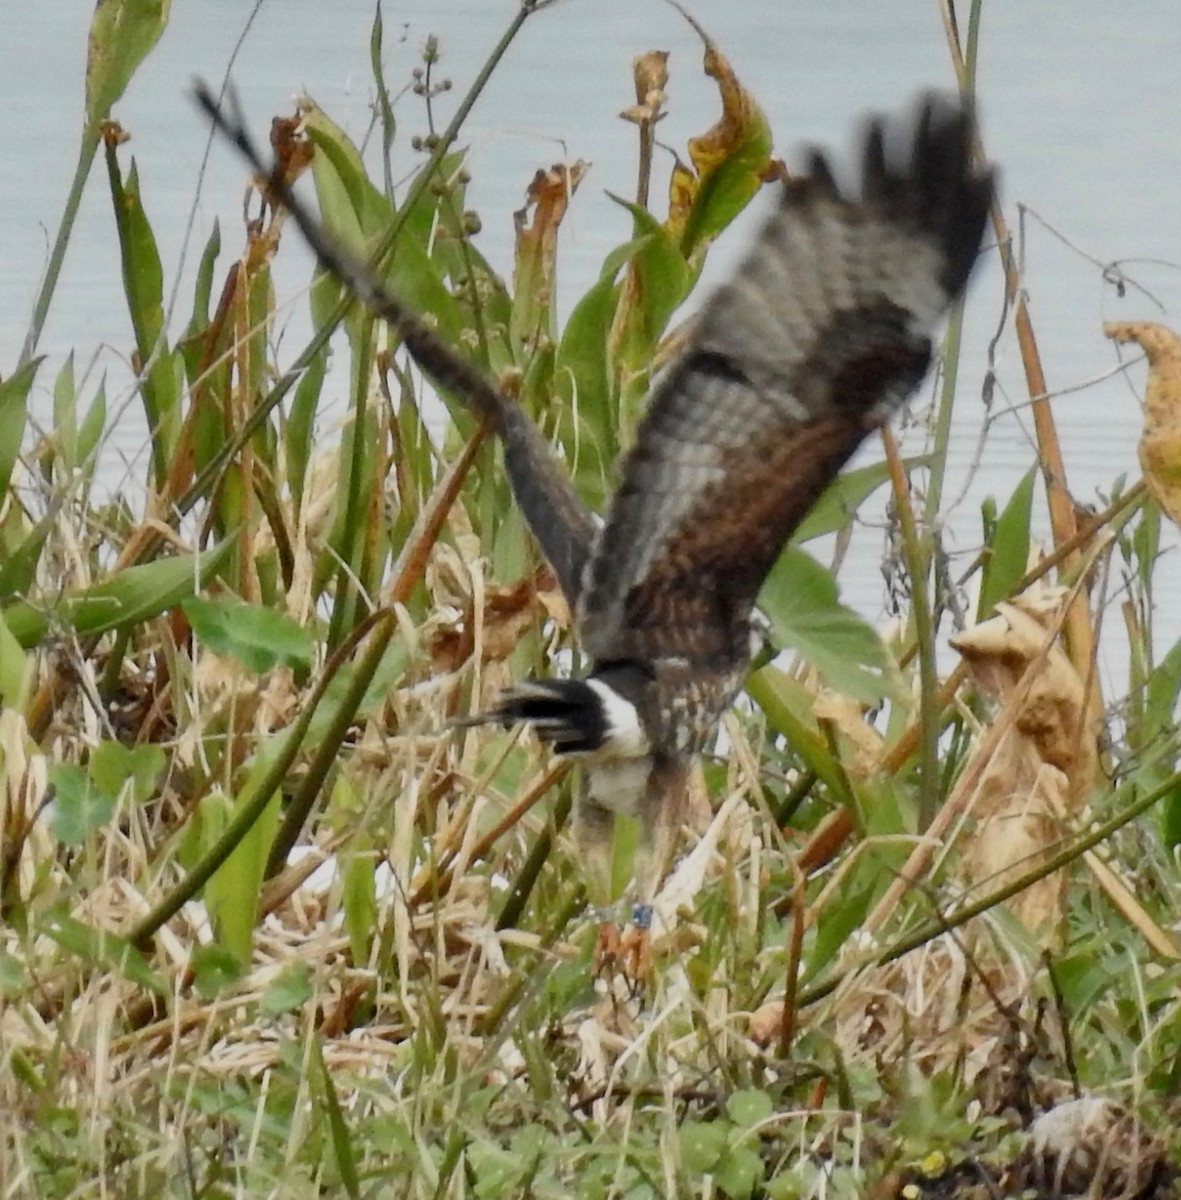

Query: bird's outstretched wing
[577,95,993,667]
[193,84,597,606]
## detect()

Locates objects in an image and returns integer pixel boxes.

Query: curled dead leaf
[428,574,548,674]
[814,692,883,781]
[619,50,669,127]
[664,4,772,251]
[269,114,314,188]
[512,160,589,346]
[1105,320,1181,526]
[99,119,129,148]
[950,588,1098,940]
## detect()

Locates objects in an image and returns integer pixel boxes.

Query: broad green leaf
[0,609,30,709]
[759,547,901,704]
[48,763,116,845]
[726,1089,773,1129]
[183,593,315,675]
[43,907,165,994]
[806,871,877,977]
[89,741,165,809]
[1145,636,1181,748]
[105,151,179,477]
[85,0,170,130]
[715,1144,764,1200]
[191,944,244,998]
[679,1120,729,1175]
[189,219,221,332]
[792,457,929,545]
[556,272,620,507]
[977,466,1035,618]
[2,536,236,647]
[608,196,693,373]
[306,111,466,345]
[286,345,327,515]
[0,358,42,497]
[261,964,313,1016]
[205,741,284,963]
[0,514,53,602]
[745,666,842,794]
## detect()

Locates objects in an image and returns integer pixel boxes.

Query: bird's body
[200,86,994,975]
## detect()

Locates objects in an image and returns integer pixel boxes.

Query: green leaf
[977,466,1035,618]
[608,198,693,366]
[105,150,180,476]
[726,1089,773,1129]
[759,547,901,704]
[1145,636,1181,741]
[48,764,116,846]
[0,358,41,497]
[0,609,31,709]
[205,741,285,963]
[792,457,929,545]
[183,594,315,674]
[261,964,313,1016]
[286,345,327,516]
[77,378,108,477]
[85,0,171,130]
[52,352,78,470]
[314,1038,362,1198]
[191,943,244,998]
[43,908,165,995]
[745,665,842,794]
[679,1119,729,1175]
[89,741,165,809]
[715,1144,764,1200]
[342,835,378,967]
[2,536,236,647]
[556,272,620,509]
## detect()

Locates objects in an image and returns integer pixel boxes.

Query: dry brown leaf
[665,8,766,243]
[814,692,884,781]
[1105,320,1181,525]
[950,588,1097,940]
[512,160,589,334]
[619,49,669,128]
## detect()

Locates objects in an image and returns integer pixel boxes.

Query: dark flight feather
[577,95,993,675]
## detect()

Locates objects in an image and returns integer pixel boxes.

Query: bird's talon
[619,925,652,984]
[593,921,623,974]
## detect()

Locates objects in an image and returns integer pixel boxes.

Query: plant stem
[883,428,941,829]
[20,139,99,367]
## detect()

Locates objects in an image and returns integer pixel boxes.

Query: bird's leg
[573,797,626,971]
[618,775,684,982]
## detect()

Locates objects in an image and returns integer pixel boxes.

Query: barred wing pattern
[579,97,992,673]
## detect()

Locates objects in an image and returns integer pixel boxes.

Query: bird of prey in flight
[198,85,993,977]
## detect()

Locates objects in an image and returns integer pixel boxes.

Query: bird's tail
[456,678,649,759]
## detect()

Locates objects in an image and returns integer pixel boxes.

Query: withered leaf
[511,161,590,348]
[269,115,315,189]
[664,4,772,255]
[1105,321,1181,526]
[620,50,669,128]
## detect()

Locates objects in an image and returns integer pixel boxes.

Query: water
[3,1,1179,689]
